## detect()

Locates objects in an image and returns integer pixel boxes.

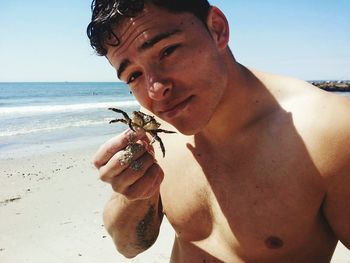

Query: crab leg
[154,129,177,134]
[150,132,166,157]
[108,108,135,131]
[109,119,128,125]
[108,108,130,118]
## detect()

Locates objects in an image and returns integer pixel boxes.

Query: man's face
[106,4,228,135]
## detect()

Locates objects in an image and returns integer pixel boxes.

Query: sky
[0,0,349,82]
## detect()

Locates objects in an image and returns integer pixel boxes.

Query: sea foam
[0,119,112,137]
[0,101,139,116]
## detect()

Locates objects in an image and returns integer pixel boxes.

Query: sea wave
[0,119,111,137]
[0,100,139,116]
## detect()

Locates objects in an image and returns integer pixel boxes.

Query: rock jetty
[310,80,350,92]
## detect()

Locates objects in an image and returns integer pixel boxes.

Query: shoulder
[263,75,350,245]
[314,94,350,247]
[306,91,350,176]
[283,81,350,185]
[295,88,350,178]
[257,71,350,176]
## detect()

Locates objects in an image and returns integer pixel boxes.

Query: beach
[1,141,350,263]
[0,144,174,263]
[1,82,350,262]
[0,82,175,262]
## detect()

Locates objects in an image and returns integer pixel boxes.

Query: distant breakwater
[310,80,350,92]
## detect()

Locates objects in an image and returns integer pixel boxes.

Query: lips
[157,95,194,119]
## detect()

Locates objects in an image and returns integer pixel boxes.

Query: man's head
[87,0,232,135]
[87,0,211,56]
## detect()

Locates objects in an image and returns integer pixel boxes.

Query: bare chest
[159,144,332,261]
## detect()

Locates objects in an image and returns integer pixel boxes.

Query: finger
[93,129,147,168]
[99,141,148,183]
[123,163,164,201]
[141,164,164,199]
[110,151,156,193]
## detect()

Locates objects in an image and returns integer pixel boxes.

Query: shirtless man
[87,0,350,262]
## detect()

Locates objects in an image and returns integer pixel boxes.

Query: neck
[198,63,279,146]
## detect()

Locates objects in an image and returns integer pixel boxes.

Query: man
[87,0,350,262]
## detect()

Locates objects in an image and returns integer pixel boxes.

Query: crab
[108,108,176,157]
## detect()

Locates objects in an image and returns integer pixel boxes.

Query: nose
[147,78,172,101]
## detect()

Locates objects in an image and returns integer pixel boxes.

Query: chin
[172,120,205,136]
[177,129,196,136]
[165,106,211,136]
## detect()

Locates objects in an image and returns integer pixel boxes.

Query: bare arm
[322,97,350,249]
[103,191,163,258]
[323,147,350,249]
[94,129,164,258]
[323,168,350,249]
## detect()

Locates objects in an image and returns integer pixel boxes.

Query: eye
[161,44,180,58]
[126,71,142,84]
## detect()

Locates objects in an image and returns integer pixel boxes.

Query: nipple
[265,236,284,249]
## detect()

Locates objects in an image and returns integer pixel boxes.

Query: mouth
[158,95,194,119]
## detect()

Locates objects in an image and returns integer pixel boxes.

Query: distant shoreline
[0,81,349,92]
[309,80,350,92]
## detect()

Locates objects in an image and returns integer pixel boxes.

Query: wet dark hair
[87,0,211,56]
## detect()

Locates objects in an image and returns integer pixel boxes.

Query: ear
[206,6,230,50]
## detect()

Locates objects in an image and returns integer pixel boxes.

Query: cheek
[132,89,152,110]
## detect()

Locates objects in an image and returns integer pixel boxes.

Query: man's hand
[93,129,164,200]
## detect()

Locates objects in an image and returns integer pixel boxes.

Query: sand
[0,144,349,263]
[0,145,173,263]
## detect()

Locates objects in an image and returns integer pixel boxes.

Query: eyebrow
[117,29,182,79]
[117,59,130,79]
[138,29,182,51]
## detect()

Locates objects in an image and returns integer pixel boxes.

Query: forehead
[106,4,201,61]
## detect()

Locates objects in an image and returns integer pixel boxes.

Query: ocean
[0,82,349,158]
[0,82,139,158]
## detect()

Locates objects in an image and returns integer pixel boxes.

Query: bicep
[323,169,350,249]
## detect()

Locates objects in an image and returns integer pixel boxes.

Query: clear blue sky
[0,0,349,82]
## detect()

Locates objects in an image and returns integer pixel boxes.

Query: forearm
[103,191,163,258]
